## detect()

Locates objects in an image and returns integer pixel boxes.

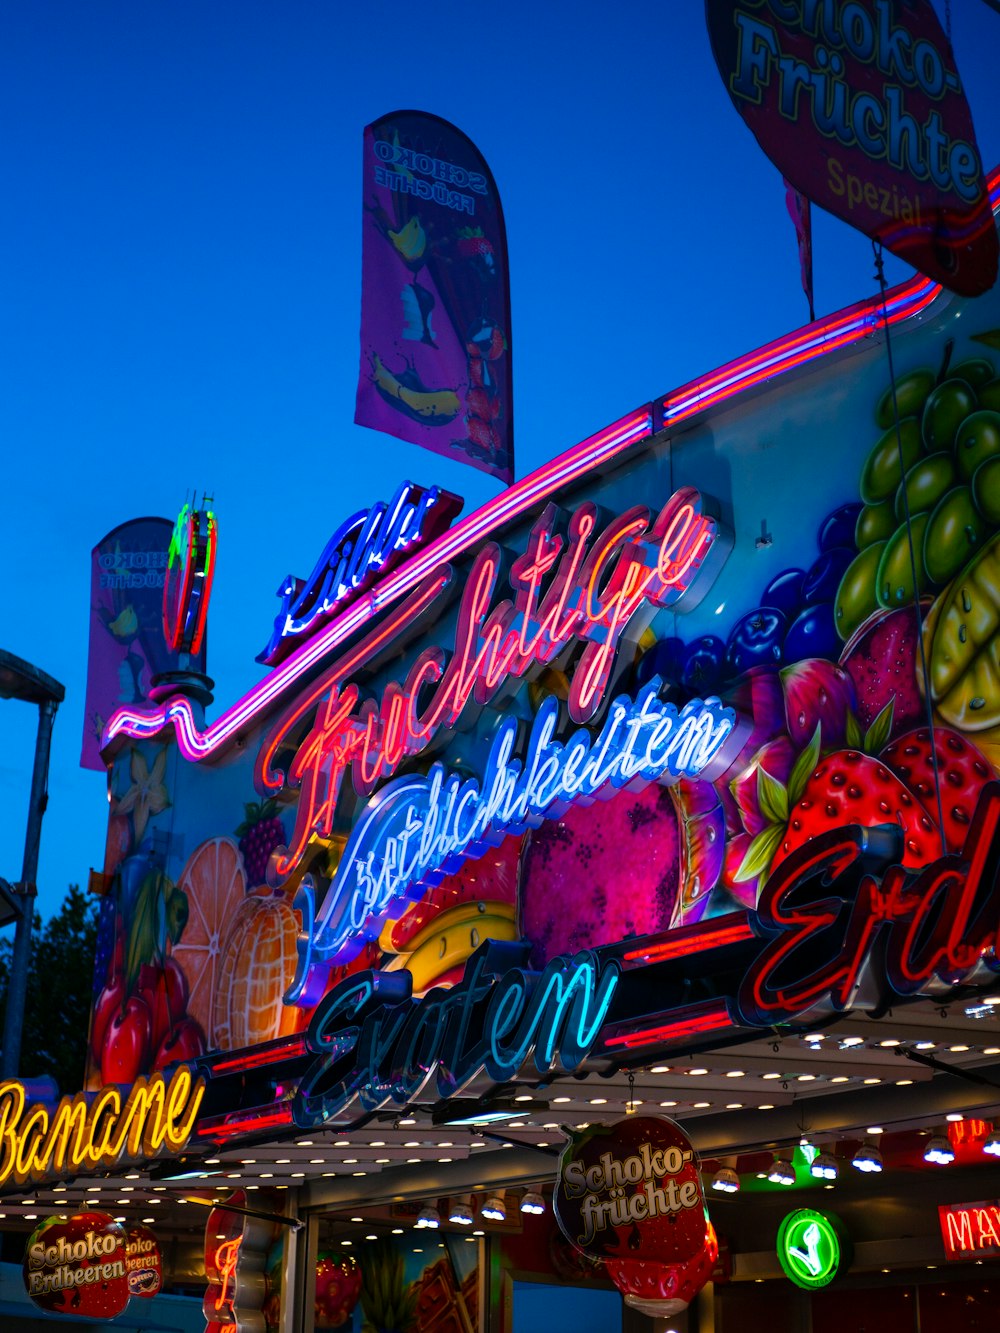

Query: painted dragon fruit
[518,778,725,969]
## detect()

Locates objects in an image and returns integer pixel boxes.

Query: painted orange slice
[171,836,246,1049]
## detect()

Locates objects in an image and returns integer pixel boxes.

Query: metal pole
[2,696,58,1079]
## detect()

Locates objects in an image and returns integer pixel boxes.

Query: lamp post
[0,649,65,1079]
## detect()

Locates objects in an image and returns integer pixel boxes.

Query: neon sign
[203,1189,276,1332]
[290,683,736,994]
[257,481,462,666]
[776,1210,846,1290]
[162,501,217,655]
[0,1067,204,1192]
[260,485,730,884]
[939,1201,1000,1260]
[738,783,1000,1026]
[292,941,619,1125]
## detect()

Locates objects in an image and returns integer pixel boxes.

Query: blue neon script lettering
[292,944,620,1126]
[289,679,735,987]
[258,482,448,663]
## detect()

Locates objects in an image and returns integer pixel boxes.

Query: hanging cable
[872,240,948,858]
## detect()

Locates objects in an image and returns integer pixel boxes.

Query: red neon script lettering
[258,487,726,879]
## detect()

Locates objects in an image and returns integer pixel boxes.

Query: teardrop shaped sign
[706,0,997,296]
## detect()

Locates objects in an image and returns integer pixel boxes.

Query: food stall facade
[3,174,1000,1332]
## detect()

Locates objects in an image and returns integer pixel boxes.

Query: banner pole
[872,240,948,858]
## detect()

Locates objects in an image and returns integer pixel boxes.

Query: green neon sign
[776,1209,846,1289]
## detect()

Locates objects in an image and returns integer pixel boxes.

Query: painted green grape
[856,499,897,549]
[954,411,1000,481]
[874,368,934,429]
[923,485,990,585]
[894,451,956,521]
[877,514,933,608]
[835,542,885,641]
[860,418,923,504]
[972,456,1000,524]
[922,378,978,451]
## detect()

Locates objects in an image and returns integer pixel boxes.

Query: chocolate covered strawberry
[880,726,993,853]
[606,1221,718,1317]
[23,1212,130,1319]
[554,1117,708,1268]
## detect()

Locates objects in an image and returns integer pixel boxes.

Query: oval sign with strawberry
[554,1116,708,1266]
[23,1211,130,1319]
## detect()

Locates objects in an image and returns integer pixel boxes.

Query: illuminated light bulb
[810,1153,839,1182]
[711,1167,740,1194]
[448,1199,474,1226]
[852,1144,884,1174]
[983,1131,1000,1157]
[416,1205,441,1229]
[924,1136,954,1165]
[767,1156,796,1186]
[520,1191,545,1215]
[481,1192,506,1222]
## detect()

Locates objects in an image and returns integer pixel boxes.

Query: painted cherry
[152,1016,205,1071]
[138,959,189,1052]
[100,996,152,1085]
[90,973,126,1059]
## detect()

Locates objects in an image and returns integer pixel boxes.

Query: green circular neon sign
[776,1209,846,1289]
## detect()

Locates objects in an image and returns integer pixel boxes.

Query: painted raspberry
[235,799,285,887]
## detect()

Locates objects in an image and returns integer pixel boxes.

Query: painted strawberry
[465,317,505,360]
[236,799,285,888]
[733,699,943,888]
[772,748,941,871]
[880,726,993,853]
[466,414,500,452]
[467,386,500,421]
[554,1117,709,1268]
[456,227,495,274]
[314,1253,362,1329]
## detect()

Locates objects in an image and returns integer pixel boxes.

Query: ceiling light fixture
[852,1143,884,1174]
[924,1136,955,1165]
[767,1156,796,1187]
[711,1167,740,1194]
[983,1131,1000,1158]
[520,1191,545,1215]
[415,1205,441,1230]
[481,1192,506,1222]
[810,1153,839,1182]
[448,1197,474,1227]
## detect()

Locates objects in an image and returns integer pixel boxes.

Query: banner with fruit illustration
[82,517,205,771]
[355,110,513,484]
[706,0,998,296]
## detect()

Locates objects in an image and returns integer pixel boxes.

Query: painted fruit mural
[89,316,1000,1063]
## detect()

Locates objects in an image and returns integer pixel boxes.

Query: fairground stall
[4,172,1000,1333]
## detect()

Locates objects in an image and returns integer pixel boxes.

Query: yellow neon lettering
[0,1066,204,1190]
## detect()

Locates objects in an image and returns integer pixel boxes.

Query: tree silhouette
[0,885,98,1092]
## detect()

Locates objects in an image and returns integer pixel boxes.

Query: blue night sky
[1,1,999,919]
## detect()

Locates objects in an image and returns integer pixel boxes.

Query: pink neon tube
[106,167,1000,763]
